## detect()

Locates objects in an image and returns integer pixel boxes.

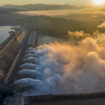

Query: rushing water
[0,26,13,44]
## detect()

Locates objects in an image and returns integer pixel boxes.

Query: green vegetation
[30,16,102,38]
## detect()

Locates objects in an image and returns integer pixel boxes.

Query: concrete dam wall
[0,27,26,81]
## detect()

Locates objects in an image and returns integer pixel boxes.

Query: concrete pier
[23,93,105,105]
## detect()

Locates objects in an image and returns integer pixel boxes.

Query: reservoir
[0,26,13,44]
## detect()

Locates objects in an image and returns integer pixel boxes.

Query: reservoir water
[0,26,13,44]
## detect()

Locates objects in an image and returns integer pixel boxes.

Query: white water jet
[20,63,37,70]
[14,78,43,89]
[18,70,43,79]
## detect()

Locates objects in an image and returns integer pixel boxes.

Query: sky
[0,0,92,6]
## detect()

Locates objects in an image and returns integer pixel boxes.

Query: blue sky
[0,0,91,5]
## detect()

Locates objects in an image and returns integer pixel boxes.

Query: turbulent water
[14,36,105,96]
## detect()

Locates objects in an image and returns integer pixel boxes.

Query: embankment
[0,27,26,82]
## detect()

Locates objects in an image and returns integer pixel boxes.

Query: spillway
[1,27,105,105]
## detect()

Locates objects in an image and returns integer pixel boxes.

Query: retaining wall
[0,27,26,81]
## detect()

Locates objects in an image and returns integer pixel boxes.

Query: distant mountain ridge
[0,4,86,11]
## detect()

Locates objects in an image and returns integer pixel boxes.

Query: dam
[0,26,105,105]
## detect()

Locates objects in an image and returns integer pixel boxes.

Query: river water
[0,26,13,44]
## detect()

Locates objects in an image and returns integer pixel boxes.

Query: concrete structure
[27,31,37,47]
[0,27,26,82]
[0,27,38,105]
[23,93,105,105]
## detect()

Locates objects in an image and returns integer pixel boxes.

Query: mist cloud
[14,33,105,96]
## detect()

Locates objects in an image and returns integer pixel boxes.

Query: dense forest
[26,16,102,38]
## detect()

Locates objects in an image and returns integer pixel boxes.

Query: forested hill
[0,4,86,11]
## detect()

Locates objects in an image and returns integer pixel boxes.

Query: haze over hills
[0,4,86,11]
[0,3,105,36]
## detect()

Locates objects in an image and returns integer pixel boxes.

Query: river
[0,26,13,44]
